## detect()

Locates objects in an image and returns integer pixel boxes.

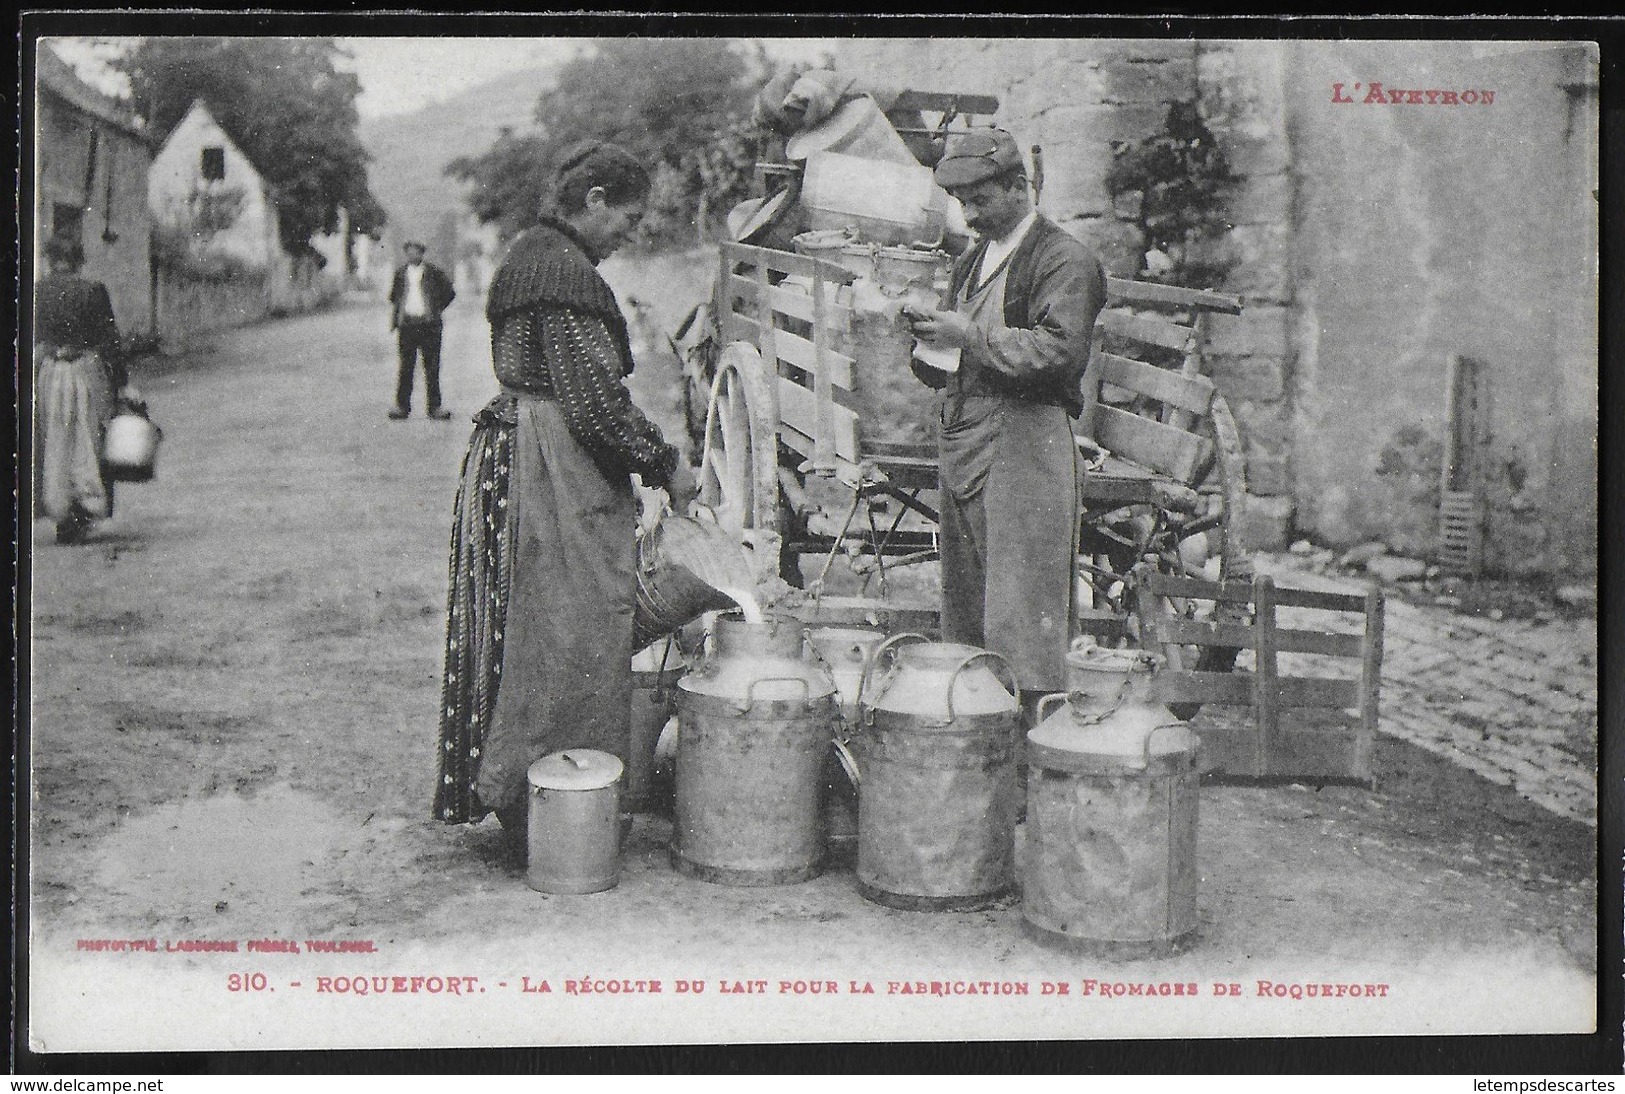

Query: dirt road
[25,278,1598,1052]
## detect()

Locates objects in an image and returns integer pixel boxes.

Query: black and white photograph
[18,17,1604,1058]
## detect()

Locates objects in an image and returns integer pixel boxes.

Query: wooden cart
[685,238,1253,717]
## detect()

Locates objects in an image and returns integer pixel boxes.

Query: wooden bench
[1141,571,1385,785]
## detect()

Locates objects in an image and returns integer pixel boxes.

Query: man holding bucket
[907,128,1106,706]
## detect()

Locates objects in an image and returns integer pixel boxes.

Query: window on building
[52,203,84,242]
[200,146,226,181]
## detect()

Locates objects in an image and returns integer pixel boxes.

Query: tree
[448,39,771,247]
[446,129,552,243]
[114,37,386,253]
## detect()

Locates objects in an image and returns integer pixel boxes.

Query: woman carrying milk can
[434,142,698,850]
[34,234,143,545]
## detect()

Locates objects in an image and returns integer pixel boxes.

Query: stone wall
[1284,41,1597,578]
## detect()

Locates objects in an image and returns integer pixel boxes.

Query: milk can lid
[528,750,624,791]
[1028,707,1199,759]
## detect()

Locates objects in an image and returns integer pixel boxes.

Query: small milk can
[1021,647,1201,955]
[673,611,839,885]
[853,636,1021,910]
[104,409,162,482]
[526,750,624,895]
[628,636,685,812]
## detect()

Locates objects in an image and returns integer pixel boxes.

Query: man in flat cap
[387,240,457,420]
[908,127,1106,704]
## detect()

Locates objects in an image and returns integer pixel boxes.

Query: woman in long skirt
[434,143,698,848]
[34,235,133,544]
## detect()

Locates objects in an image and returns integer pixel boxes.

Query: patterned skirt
[434,392,638,823]
[434,397,518,824]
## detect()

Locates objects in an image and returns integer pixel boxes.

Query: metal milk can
[673,611,839,885]
[1021,647,1201,955]
[628,637,685,813]
[526,749,624,895]
[805,626,885,852]
[806,626,887,726]
[853,635,1022,910]
[104,408,162,482]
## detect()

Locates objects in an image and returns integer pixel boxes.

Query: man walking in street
[908,127,1107,707]
[387,240,456,420]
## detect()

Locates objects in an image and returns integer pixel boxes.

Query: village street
[26,287,1598,1051]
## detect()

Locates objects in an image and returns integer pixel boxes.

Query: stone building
[34,44,157,335]
[832,39,1597,578]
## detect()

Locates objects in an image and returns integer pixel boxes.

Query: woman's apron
[35,348,115,521]
[436,393,637,821]
[937,263,1080,694]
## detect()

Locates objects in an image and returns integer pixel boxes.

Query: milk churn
[526,750,624,895]
[805,626,884,852]
[1021,647,1201,955]
[805,626,886,726]
[628,636,686,812]
[853,636,1022,910]
[673,611,839,885]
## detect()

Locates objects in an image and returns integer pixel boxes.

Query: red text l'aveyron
[1333,82,1497,106]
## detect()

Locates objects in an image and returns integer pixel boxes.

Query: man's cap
[402,240,427,252]
[933,128,1025,189]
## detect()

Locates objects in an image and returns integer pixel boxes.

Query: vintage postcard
[21,20,1600,1055]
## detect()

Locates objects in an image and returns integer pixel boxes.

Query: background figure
[34,234,137,544]
[434,142,698,849]
[387,240,456,419]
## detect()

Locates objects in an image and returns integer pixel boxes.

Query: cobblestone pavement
[1251,555,1597,827]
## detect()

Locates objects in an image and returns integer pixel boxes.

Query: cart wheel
[698,341,781,541]
[1155,391,1253,719]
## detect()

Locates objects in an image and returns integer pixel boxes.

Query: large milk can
[526,750,624,895]
[673,611,839,885]
[627,637,686,813]
[1021,647,1201,955]
[854,636,1022,910]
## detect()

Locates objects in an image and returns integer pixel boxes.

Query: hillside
[358,63,559,255]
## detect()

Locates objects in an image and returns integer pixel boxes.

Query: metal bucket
[526,750,624,895]
[1021,685,1200,955]
[632,516,744,650]
[673,612,839,885]
[628,637,685,812]
[104,410,162,483]
[792,229,875,281]
[872,245,947,293]
[854,636,1021,910]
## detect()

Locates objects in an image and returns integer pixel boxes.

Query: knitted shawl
[485,217,634,370]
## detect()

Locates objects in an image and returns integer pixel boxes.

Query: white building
[147,99,282,271]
